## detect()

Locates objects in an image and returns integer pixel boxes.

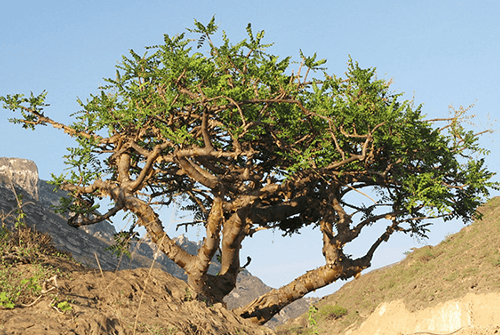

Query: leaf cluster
[1,16,497,240]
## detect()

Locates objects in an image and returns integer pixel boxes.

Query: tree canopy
[2,17,497,324]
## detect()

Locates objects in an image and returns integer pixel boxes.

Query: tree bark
[216,206,251,298]
[235,261,365,325]
[120,190,196,272]
[184,198,223,300]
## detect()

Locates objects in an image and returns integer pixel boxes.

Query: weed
[56,301,72,312]
[184,287,193,301]
[307,305,319,335]
[0,214,75,309]
[318,304,348,320]
[0,262,48,308]
[0,292,15,309]
[14,194,27,229]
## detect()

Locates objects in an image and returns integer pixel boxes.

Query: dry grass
[278,197,500,335]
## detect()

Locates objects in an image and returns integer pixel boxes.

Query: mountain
[278,197,500,335]
[0,157,39,199]
[0,157,315,327]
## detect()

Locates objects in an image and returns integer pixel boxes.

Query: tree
[1,17,498,324]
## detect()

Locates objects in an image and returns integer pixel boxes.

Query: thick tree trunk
[215,206,251,298]
[235,265,340,324]
[235,260,366,325]
[185,198,223,301]
[123,194,195,268]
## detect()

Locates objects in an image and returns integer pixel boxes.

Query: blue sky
[1,0,499,297]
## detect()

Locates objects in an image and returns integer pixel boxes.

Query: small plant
[56,301,72,312]
[307,305,319,335]
[0,291,15,309]
[0,206,77,310]
[319,304,348,320]
[0,262,47,308]
[184,288,193,302]
[14,194,27,229]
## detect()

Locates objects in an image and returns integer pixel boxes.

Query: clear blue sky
[1,0,499,297]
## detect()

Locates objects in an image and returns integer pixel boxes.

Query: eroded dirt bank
[346,292,500,335]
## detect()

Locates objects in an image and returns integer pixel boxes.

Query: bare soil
[0,229,274,335]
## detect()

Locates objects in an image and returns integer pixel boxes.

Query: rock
[0,157,39,200]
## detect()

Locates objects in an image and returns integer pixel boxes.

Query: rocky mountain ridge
[0,157,39,200]
[0,157,316,327]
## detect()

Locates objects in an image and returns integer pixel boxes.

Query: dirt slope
[0,256,275,335]
[346,293,500,335]
[278,197,500,335]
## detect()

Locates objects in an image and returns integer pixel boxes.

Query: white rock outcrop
[0,157,39,200]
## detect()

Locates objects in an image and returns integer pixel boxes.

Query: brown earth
[0,172,277,334]
[0,242,275,335]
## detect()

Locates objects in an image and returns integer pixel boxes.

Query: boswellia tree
[1,18,498,324]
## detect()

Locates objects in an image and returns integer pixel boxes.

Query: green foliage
[1,18,498,318]
[0,292,15,309]
[55,300,72,312]
[2,17,496,235]
[184,288,193,302]
[104,229,139,259]
[0,262,44,309]
[318,304,348,320]
[14,194,26,229]
[307,305,320,334]
[0,213,74,310]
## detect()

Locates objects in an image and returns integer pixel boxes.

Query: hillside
[278,197,500,335]
[0,223,276,334]
[0,157,314,329]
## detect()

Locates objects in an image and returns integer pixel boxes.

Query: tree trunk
[185,198,223,301]
[235,258,367,325]
[216,206,251,298]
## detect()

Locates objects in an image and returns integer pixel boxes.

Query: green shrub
[319,304,348,320]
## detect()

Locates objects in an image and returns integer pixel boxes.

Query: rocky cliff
[0,157,315,327]
[0,157,39,200]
